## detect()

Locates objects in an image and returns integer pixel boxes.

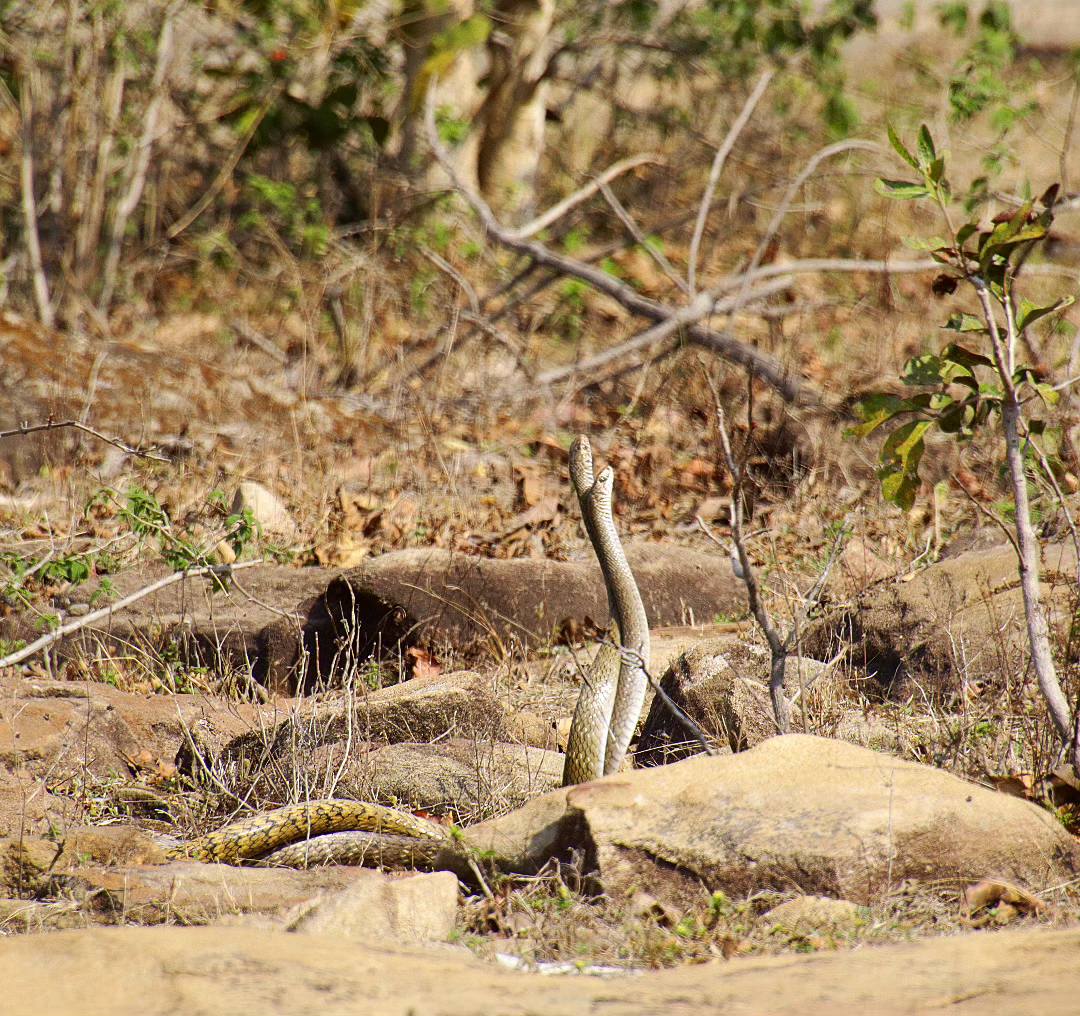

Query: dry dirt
[6,923,1080,1016]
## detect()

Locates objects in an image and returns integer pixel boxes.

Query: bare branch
[687,69,774,295]
[98,3,178,310]
[514,153,662,240]
[16,68,54,329]
[598,179,688,295]
[423,81,807,404]
[0,560,266,671]
[0,418,170,462]
[713,256,938,294]
[536,276,793,386]
[974,277,1072,744]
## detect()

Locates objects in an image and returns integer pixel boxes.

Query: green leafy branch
[859,125,1072,511]
[861,123,1077,753]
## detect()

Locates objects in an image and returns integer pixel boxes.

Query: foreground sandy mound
[5,923,1080,1016]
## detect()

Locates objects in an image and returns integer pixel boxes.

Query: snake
[563,435,651,784]
[167,435,649,868]
[165,800,454,867]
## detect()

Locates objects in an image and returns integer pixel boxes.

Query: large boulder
[466,735,1080,904]
[807,541,1077,698]
[3,544,742,694]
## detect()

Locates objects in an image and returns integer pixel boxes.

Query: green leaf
[1016,295,1075,333]
[849,393,915,438]
[903,235,949,252]
[877,419,931,510]
[979,207,1050,271]
[943,313,988,334]
[880,462,921,511]
[887,124,919,169]
[956,223,978,247]
[882,419,931,467]
[916,124,937,168]
[941,343,993,370]
[901,354,946,386]
[1034,381,1061,406]
[939,401,976,434]
[875,178,931,201]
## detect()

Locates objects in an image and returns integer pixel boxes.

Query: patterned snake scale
[166,800,451,866]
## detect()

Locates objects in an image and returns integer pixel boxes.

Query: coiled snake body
[168,436,649,868]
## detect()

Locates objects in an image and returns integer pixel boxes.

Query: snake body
[169,434,648,867]
[166,800,449,865]
[563,436,650,784]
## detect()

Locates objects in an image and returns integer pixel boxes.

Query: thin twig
[687,69,774,295]
[0,560,266,670]
[597,179,688,295]
[629,646,718,757]
[953,474,1020,556]
[740,140,881,301]
[230,318,287,364]
[513,153,662,241]
[162,84,282,244]
[420,246,480,312]
[0,418,170,462]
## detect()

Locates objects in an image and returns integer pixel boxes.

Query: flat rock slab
[466,735,1080,904]
[304,739,565,824]
[5,544,741,694]
[71,861,379,925]
[7,923,1080,1015]
[0,673,258,840]
[216,670,507,784]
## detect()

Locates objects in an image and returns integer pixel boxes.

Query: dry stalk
[98,3,178,310]
[705,394,849,735]
[17,67,54,329]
